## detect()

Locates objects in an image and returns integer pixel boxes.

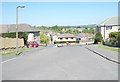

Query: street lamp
[16,6,25,55]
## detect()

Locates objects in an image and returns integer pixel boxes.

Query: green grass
[96,44,120,52]
[0,47,30,56]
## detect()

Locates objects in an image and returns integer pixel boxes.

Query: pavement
[85,45,118,61]
[2,45,118,80]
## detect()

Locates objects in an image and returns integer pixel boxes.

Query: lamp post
[16,6,25,55]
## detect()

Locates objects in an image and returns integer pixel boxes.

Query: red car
[26,41,39,48]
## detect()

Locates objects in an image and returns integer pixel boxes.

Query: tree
[89,28,95,34]
[82,27,95,34]
[50,25,64,32]
[82,27,89,33]
[94,32,103,44]
[40,32,50,46]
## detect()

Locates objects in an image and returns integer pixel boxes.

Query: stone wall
[0,37,24,49]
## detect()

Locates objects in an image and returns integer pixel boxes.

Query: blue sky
[2,2,118,26]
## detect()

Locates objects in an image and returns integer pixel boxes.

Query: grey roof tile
[98,17,119,26]
[0,24,40,33]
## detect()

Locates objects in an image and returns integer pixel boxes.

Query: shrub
[101,40,105,45]
[94,32,103,44]
[109,32,120,44]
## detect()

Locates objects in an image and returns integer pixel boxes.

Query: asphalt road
[2,45,118,80]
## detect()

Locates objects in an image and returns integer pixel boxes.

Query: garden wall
[0,37,24,49]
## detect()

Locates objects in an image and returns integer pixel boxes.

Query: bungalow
[52,34,77,44]
[96,17,120,40]
[0,24,40,48]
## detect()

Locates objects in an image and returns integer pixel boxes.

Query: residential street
[2,45,118,80]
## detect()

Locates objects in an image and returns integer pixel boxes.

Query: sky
[1,0,120,2]
[2,2,118,26]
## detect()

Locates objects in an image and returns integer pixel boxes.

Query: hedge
[1,32,28,44]
[54,41,79,44]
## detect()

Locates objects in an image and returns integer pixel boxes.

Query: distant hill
[80,24,96,28]
[62,24,96,28]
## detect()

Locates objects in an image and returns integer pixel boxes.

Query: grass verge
[96,44,120,52]
[0,47,30,56]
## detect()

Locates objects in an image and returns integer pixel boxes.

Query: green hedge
[54,41,79,44]
[109,32,120,43]
[2,32,16,38]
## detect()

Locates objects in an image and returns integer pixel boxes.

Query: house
[76,33,94,41]
[76,33,94,44]
[96,17,120,40]
[52,34,76,44]
[0,24,40,48]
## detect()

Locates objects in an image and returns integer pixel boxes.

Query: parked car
[57,44,63,47]
[26,41,39,48]
[66,42,70,45]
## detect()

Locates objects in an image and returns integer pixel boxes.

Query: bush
[94,32,103,44]
[109,32,120,44]
[54,41,79,44]
[101,40,106,45]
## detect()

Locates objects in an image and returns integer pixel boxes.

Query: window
[106,26,112,30]
[71,37,73,39]
[59,38,63,40]
[66,38,68,39]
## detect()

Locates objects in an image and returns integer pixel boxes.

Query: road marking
[1,57,16,64]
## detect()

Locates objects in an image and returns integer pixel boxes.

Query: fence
[0,37,24,49]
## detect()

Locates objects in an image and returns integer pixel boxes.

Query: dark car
[26,41,39,48]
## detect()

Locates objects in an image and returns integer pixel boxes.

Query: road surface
[2,45,118,80]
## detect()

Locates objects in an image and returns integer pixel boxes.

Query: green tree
[50,25,64,32]
[40,32,50,46]
[94,32,103,44]
[82,27,89,33]
[89,28,95,34]
[82,27,95,34]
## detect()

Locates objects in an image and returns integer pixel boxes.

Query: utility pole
[16,6,25,55]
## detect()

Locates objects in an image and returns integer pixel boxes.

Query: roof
[57,34,75,38]
[76,33,94,38]
[0,24,40,33]
[98,17,119,26]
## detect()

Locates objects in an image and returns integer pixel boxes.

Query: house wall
[0,37,24,49]
[52,36,76,42]
[100,26,118,40]
[27,33,34,42]
[27,32,40,44]
[96,26,101,32]
[80,37,93,41]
